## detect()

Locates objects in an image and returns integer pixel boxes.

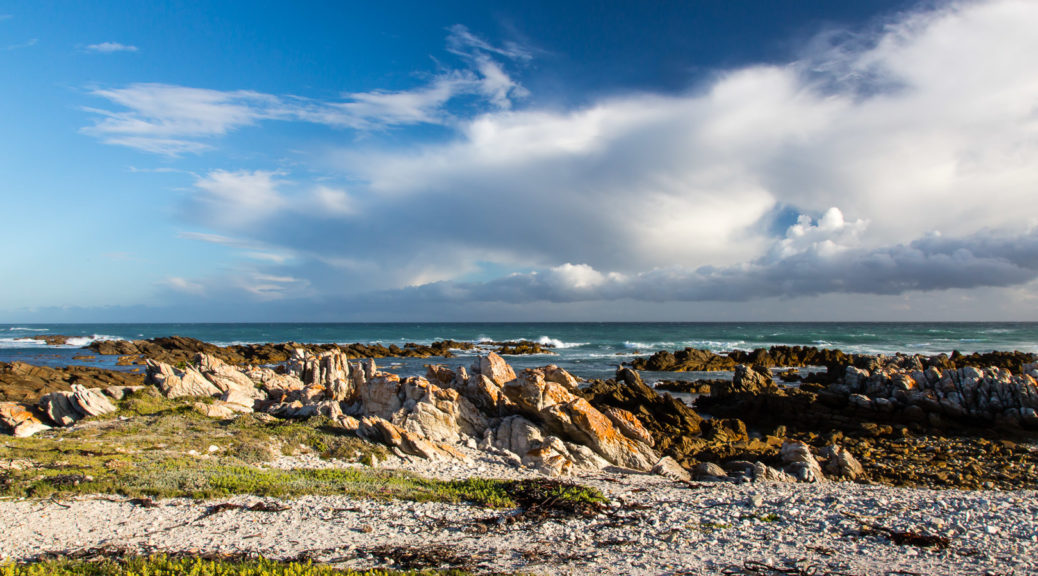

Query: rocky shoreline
[2,338,1037,574]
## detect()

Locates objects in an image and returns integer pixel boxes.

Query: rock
[478,352,517,386]
[601,406,655,446]
[780,440,827,483]
[581,368,704,466]
[38,391,81,426]
[360,373,402,419]
[221,389,257,411]
[651,456,691,482]
[0,402,50,437]
[358,416,450,461]
[242,367,304,392]
[503,368,659,470]
[821,444,864,479]
[630,348,736,372]
[102,385,145,400]
[694,461,728,480]
[193,402,241,419]
[752,461,797,483]
[146,360,222,398]
[196,354,266,401]
[493,415,545,457]
[714,365,776,396]
[704,418,749,443]
[332,414,361,432]
[268,401,319,419]
[69,385,116,417]
[543,365,580,391]
[394,377,466,443]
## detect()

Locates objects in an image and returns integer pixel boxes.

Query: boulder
[601,406,655,446]
[503,368,658,471]
[69,385,116,417]
[39,391,81,426]
[358,416,450,461]
[780,441,827,483]
[715,365,776,396]
[146,360,222,398]
[360,373,402,419]
[242,366,304,392]
[752,461,797,483]
[491,416,606,475]
[193,402,243,419]
[478,352,517,386]
[196,354,266,401]
[492,415,545,457]
[543,365,580,391]
[0,402,50,437]
[821,444,864,479]
[694,461,728,480]
[651,456,692,482]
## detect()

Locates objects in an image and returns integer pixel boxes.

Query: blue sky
[3,0,1038,321]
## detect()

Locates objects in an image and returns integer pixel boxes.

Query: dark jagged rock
[628,348,735,372]
[654,379,721,395]
[0,362,145,403]
[728,346,849,368]
[712,365,777,397]
[580,367,706,467]
[28,334,73,346]
[88,336,551,366]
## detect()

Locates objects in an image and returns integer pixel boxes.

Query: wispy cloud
[5,38,37,51]
[81,26,529,155]
[86,42,138,53]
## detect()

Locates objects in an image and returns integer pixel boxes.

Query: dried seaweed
[198,501,290,520]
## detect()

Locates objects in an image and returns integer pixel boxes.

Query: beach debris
[198,501,291,520]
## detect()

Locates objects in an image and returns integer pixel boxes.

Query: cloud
[162,277,205,296]
[116,1,1038,316]
[81,27,528,155]
[86,42,138,53]
[5,38,37,50]
[366,226,1038,305]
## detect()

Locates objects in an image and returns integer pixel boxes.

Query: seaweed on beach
[476,478,608,525]
[10,549,480,575]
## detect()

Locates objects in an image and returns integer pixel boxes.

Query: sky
[2,0,1038,322]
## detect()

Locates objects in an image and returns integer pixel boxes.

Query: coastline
[2,332,1037,574]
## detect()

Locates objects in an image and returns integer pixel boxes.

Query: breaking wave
[536,336,588,349]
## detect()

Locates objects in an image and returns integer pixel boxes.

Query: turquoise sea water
[3,322,1037,383]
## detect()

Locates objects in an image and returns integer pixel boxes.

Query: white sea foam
[623,341,677,350]
[536,336,587,349]
[0,338,47,349]
[7,327,48,332]
[62,334,121,347]
[682,339,747,351]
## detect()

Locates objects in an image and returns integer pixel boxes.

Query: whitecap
[62,334,121,347]
[7,326,49,332]
[0,337,48,349]
[536,336,588,349]
[622,341,676,350]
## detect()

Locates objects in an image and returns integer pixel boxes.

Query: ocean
[3,322,1037,384]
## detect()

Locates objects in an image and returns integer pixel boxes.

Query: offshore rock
[629,348,736,372]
